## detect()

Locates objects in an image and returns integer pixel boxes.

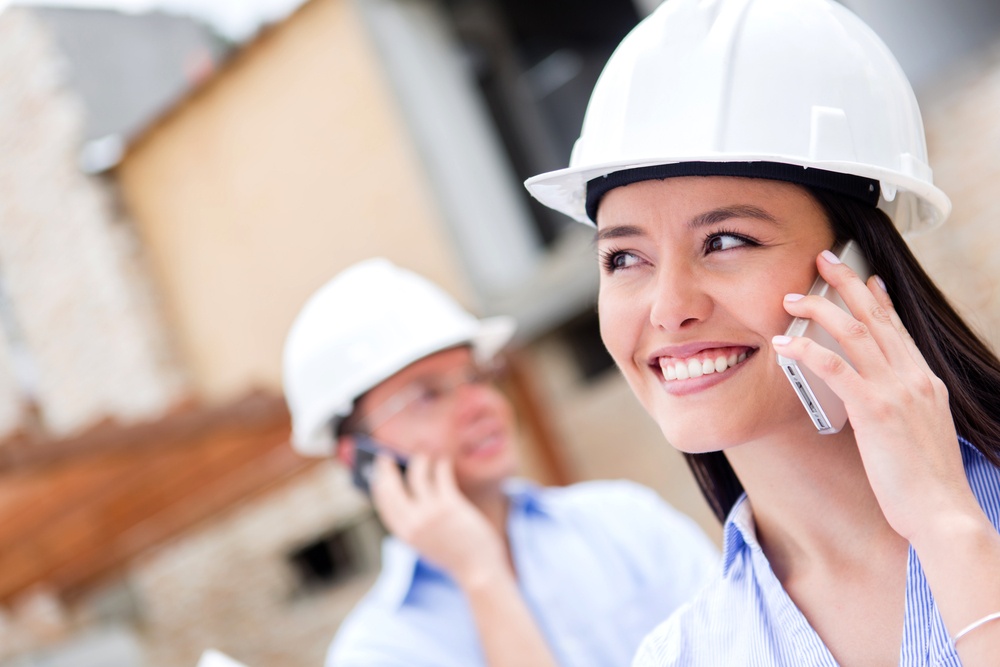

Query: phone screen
[350,434,409,497]
[776,240,872,434]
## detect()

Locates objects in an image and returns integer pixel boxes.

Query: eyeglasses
[358,360,506,432]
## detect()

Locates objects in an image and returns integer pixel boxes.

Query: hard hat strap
[585,161,880,223]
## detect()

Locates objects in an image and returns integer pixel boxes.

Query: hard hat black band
[585,161,881,223]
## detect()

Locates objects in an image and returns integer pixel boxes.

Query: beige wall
[117,0,468,404]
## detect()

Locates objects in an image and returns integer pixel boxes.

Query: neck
[725,424,906,581]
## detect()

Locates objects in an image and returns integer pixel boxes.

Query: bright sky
[10,0,307,40]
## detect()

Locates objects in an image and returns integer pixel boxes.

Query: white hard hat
[524,0,951,234]
[282,258,516,457]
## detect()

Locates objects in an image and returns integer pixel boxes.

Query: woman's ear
[335,435,356,467]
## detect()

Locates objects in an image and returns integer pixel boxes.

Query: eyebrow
[596,224,645,241]
[691,205,777,228]
[597,204,779,241]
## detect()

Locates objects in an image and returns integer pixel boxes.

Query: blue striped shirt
[326,479,719,667]
[633,437,1000,666]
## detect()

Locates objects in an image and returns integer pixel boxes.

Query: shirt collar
[721,492,759,576]
[374,536,421,610]
[374,478,549,609]
[502,477,550,517]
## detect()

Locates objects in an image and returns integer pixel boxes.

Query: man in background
[282,258,719,667]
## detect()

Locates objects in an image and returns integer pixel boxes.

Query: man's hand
[370,454,509,587]
[369,454,559,667]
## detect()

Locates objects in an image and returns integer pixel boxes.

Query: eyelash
[599,246,630,274]
[704,228,761,252]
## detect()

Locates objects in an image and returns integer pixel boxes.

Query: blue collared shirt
[633,438,1000,666]
[326,479,720,667]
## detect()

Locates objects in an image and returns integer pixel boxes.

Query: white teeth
[659,350,751,382]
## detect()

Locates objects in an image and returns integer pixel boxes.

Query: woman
[525,0,1000,665]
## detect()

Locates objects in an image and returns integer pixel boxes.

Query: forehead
[596,175,824,230]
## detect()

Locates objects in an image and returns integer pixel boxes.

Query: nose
[648,262,713,331]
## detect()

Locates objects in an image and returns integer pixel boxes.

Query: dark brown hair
[685,186,1000,523]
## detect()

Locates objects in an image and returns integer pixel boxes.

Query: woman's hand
[772,249,976,543]
[370,453,510,588]
[773,248,1000,664]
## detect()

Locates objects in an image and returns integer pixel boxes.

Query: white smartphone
[776,240,871,434]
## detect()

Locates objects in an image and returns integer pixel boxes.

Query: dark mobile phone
[776,240,872,434]
[351,434,409,497]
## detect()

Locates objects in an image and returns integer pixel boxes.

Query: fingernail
[784,293,805,302]
[874,275,887,292]
[820,249,842,265]
[772,335,792,346]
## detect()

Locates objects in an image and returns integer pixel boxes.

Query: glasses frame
[357,357,506,433]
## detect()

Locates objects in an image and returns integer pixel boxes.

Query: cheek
[727,272,787,329]
[598,283,642,363]
[724,259,817,331]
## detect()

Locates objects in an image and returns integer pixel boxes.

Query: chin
[458,450,517,486]
[654,413,758,455]
[660,431,730,456]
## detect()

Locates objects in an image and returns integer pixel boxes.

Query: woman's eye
[601,249,640,272]
[706,233,753,253]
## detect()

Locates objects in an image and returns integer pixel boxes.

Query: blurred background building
[0,0,997,665]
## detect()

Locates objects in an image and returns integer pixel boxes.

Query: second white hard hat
[282,259,515,457]
[524,0,951,234]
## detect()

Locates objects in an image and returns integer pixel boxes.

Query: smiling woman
[525,0,1000,665]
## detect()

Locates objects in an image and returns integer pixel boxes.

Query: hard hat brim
[525,154,951,235]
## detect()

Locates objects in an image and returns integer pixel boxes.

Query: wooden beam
[0,392,318,604]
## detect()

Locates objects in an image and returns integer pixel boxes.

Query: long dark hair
[686,187,1000,523]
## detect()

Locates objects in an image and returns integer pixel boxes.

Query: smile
[655,346,755,382]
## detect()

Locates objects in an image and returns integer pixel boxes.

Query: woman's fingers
[772,331,866,402]
[867,275,937,377]
[782,291,883,371]
[781,252,919,380]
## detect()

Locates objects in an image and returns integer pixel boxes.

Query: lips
[650,345,756,383]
